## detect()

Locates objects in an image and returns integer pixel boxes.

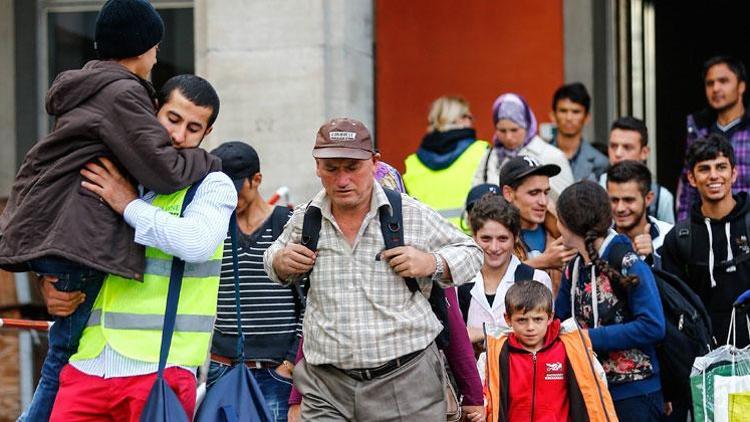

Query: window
[15,0,194,145]
[47,5,194,89]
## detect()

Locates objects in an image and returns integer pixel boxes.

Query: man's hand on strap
[273,244,317,280]
[381,246,441,279]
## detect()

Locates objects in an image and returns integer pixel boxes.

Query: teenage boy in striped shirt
[207,141,302,422]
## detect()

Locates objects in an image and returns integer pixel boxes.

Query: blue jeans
[19,258,104,422]
[207,361,293,422]
[614,390,665,422]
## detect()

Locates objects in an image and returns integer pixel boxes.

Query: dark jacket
[0,60,221,279]
[662,192,750,347]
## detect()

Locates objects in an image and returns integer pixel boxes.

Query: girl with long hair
[554,181,665,422]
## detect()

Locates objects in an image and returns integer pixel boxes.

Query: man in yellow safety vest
[43,75,237,420]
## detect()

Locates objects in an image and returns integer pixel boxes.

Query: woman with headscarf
[473,93,574,201]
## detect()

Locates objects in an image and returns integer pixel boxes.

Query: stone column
[0,0,15,197]
[195,0,374,203]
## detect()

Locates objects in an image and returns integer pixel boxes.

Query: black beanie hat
[94,0,164,59]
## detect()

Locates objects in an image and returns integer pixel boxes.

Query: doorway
[654,1,750,192]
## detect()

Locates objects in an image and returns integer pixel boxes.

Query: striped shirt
[211,207,303,362]
[264,182,483,369]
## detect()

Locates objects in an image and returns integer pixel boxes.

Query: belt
[210,353,278,369]
[334,348,424,381]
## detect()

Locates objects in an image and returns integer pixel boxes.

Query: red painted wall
[375,1,564,173]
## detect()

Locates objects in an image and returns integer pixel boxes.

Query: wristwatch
[431,252,445,282]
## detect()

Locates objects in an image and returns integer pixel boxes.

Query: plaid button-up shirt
[264,183,483,369]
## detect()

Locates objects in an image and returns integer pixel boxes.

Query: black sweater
[661,192,750,347]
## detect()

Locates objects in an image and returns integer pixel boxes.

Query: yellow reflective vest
[70,186,223,367]
[403,140,488,230]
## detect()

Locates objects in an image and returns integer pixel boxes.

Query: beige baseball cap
[312,118,374,160]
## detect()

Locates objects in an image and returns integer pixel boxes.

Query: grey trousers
[295,343,446,421]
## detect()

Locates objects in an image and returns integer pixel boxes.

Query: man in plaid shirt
[264,117,483,421]
[677,55,750,221]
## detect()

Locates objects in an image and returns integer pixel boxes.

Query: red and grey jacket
[485,319,618,422]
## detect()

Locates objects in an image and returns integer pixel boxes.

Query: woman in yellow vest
[403,96,489,229]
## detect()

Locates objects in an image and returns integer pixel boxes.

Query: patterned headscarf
[491,93,538,161]
[374,161,406,193]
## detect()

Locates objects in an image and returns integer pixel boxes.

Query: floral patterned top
[570,258,654,385]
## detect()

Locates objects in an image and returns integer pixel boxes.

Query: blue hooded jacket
[555,232,666,401]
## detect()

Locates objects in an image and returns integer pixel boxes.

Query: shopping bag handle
[229,212,247,361]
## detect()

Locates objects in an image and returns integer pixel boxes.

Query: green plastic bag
[691,309,750,422]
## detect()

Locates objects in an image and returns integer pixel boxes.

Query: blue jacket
[555,233,666,401]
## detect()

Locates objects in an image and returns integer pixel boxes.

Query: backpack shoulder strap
[300,201,321,252]
[674,220,693,264]
[270,206,292,240]
[300,201,321,297]
[513,262,535,281]
[379,188,420,293]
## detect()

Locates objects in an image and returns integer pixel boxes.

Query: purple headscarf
[374,161,406,193]
[491,93,538,161]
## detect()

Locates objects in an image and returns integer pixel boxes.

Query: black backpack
[457,264,535,324]
[299,188,452,349]
[607,242,714,402]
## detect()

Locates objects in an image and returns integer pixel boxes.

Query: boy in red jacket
[485,280,617,422]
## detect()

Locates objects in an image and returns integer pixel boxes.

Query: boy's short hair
[686,133,736,171]
[505,280,553,317]
[607,160,652,197]
[159,74,221,127]
[610,116,648,147]
[552,82,591,113]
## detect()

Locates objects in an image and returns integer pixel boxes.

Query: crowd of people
[1,0,750,421]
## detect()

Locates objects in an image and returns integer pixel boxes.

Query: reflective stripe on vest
[86,309,214,333]
[403,140,488,230]
[70,185,223,367]
[145,257,222,278]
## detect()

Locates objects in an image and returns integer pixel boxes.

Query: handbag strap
[229,212,246,360]
[156,179,204,378]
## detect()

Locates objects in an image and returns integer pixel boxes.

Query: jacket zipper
[530,352,537,422]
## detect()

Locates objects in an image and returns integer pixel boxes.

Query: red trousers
[50,364,196,422]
